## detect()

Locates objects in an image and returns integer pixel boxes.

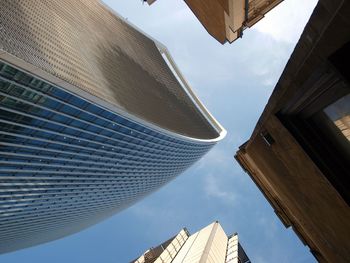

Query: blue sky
[1,0,318,262]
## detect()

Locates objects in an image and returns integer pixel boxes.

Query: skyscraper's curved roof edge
[154,44,227,143]
[0,52,226,144]
[101,3,227,143]
[0,0,225,141]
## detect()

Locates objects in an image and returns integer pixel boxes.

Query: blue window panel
[68,96,88,108]
[0,62,216,253]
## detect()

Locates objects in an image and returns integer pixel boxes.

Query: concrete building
[132,222,250,263]
[0,0,225,253]
[146,0,283,44]
[235,0,350,262]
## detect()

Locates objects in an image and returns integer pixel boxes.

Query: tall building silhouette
[235,0,350,261]
[132,222,250,263]
[0,0,225,253]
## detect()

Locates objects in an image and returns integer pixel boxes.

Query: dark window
[278,43,350,205]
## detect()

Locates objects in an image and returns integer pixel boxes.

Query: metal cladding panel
[132,229,189,263]
[154,229,189,263]
[226,235,239,263]
[171,226,206,263]
[206,223,228,263]
[172,222,228,263]
[0,62,216,253]
[131,222,252,263]
[0,0,218,139]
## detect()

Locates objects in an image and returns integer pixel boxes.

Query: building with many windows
[0,0,225,253]
[235,0,350,262]
[131,222,250,263]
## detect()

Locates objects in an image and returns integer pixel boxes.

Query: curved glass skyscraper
[0,0,225,254]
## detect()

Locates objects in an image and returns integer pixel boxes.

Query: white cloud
[197,145,230,168]
[204,173,236,205]
[169,8,192,23]
[254,0,318,43]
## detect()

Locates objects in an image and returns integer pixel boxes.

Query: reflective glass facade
[0,62,216,253]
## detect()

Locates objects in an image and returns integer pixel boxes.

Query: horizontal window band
[0,138,180,167]
[0,104,208,161]
[0,180,169,193]
[0,106,205,158]
[0,119,204,163]
[0,103,202,158]
[0,161,176,173]
[0,151,159,169]
[0,74,189,148]
[0,75,211,149]
[0,128,196,161]
[0,183,166,202]
[0,193,148,216]
[0,141,197,167]
[0,204,129,237]
[0,194,145,227]
[0,189,151,208]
